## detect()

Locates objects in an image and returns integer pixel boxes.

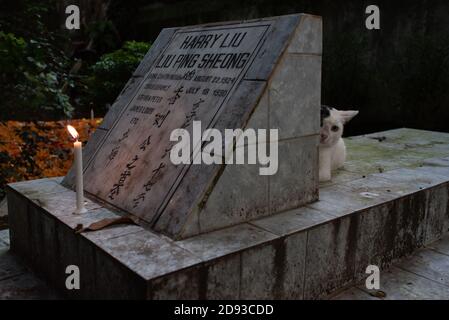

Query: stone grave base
[6,128,449,299]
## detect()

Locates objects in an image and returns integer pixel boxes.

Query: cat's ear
[338,110,359,124]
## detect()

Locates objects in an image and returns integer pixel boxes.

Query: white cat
[319,106,358,182]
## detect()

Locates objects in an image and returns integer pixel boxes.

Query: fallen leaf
[369,290,387,298]
[74,215,139,234]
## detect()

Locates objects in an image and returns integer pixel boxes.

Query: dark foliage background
[1,0,449,136]
[0,0,150,120]
[0,1,74,119]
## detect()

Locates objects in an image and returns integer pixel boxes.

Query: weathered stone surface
[244,14,301,80]
[424,183,449,244]
[53,221,84,298]
[375,167,449,189]
[313,175,430,283]
[58,207,120,230]
[52,177,64,184]
[318,168,365,188]
[287,14,322,54]
[239,233,306,299]
[93,244,147,299]
[331,287,378,300]
[310,174,410,219]
[342,129,449,178]
[270,136,319,214]
[308,181,386,218]
[49,222,103,299]
[0,229,9,246]
[304,215,358,299]
[28,204,58,283]
[62,14,321,240]
[334,234,449,300]
[389,192,427,258]
[9,177,65,197]
[148,266,202,299]
[0,273,58,300]
[82,21,273,231]
[93,230,201,280]
[205,254,240,299]
[0,249,26,280]
[427,235,449,255]
[251,204,332,236]
[422,156,449,167]
[269,54,321,139]
[0,199,8,222]
[281,232,307,299]
[27,190,102,217]
[418,164,449,179]
[7,128,449,299]
[364,128,449,146]
[176,223,276,261]
[357,266,449,300]
[354,203,397,279]
[240,243,276,299]
[82,225,142,244]
[98,77,144,131]
[6,189,30,256]
[345,173,423,199]
[196,155,269,235]
[396,248,449,287]
[353,190,428,281]
[153,79,268,238]
[95,28,178,133]
[244,89,268,132]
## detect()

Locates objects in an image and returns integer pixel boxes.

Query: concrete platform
[3,228,449,300]
[5,128,449,299]
[0,229,59,299]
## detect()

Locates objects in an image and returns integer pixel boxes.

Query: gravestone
[63,14,322,240]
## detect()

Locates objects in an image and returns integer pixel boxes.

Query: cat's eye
[331,125,339,132]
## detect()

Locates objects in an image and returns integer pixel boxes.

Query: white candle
[67,125,87,214]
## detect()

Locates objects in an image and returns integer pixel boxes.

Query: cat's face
[320,105,358,147]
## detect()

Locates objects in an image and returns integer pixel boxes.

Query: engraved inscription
[83,23,270,224]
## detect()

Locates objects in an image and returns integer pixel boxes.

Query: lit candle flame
[67,125,79,140]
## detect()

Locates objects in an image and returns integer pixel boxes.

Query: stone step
[1,230,60,299]
[2,229,449,300]
[0,199,8,229]
[332,233,449,300]
[5,128,449,299]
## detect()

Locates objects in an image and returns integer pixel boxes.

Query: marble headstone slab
[63,14,322,239]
